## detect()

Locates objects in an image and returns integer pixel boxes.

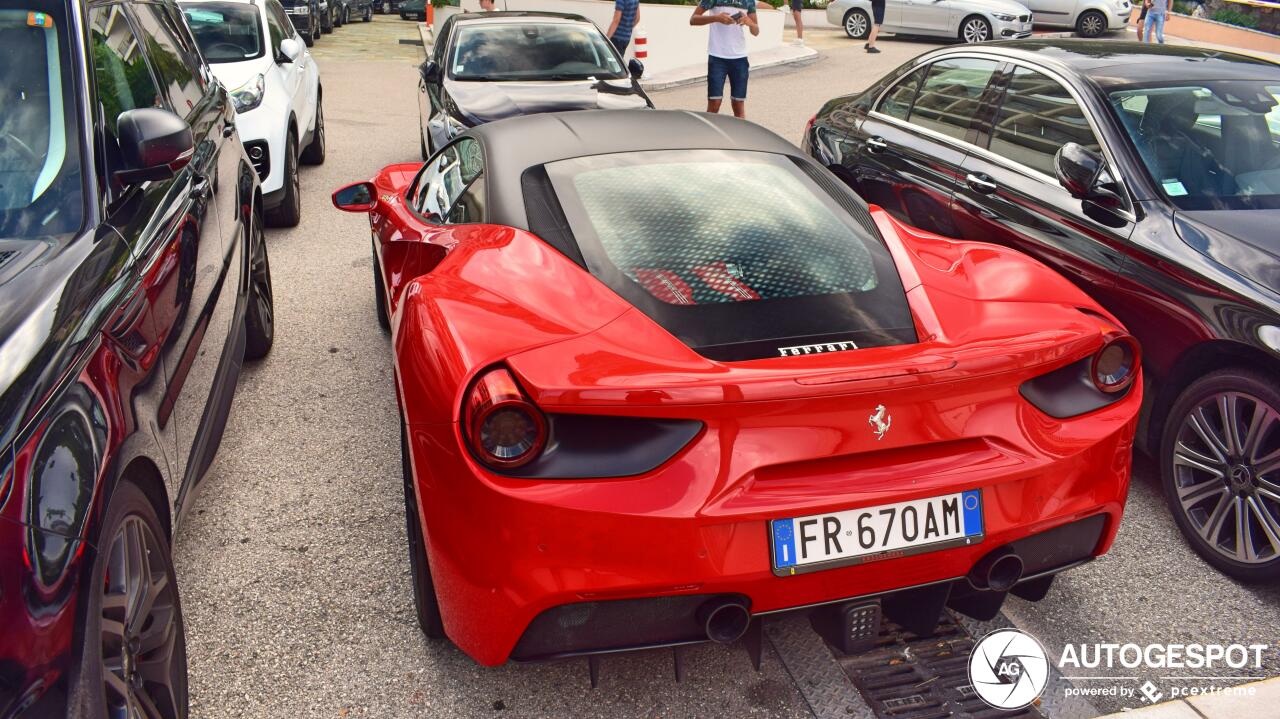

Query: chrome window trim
[868,50,1137,223]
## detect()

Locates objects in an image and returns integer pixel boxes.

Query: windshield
[1110,81,1280,211]
[0,2,85,239]
[181,2,265,63]
[539,150,916,362]
[449,22,625,81]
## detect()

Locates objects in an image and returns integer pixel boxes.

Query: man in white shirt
[690,0,759,119]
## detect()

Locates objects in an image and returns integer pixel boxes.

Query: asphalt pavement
[172,17,1280,719]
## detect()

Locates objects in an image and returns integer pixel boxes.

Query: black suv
[0,0,274,716]
[281,0,321,45]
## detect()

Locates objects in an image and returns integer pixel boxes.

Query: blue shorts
[707,55,749,101]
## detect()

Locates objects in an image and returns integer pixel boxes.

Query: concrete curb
[1094,676,1280,718]
[642,46,820,92]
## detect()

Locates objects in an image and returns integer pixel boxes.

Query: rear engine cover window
[543,150,917,362]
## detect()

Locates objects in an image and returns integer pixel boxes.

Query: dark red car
[333,110,1141,666]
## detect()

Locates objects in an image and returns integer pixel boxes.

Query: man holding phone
[691,0,759,119]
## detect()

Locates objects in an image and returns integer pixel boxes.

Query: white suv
[182,0,325,226]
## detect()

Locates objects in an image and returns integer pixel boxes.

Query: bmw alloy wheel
[844,10,869,39]
[1170,390,1280,568]
[962,17,991,43]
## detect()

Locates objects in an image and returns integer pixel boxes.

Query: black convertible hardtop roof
[466,110,802,230]
[448,10,594,24]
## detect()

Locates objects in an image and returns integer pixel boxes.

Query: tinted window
[449,22,625,81]
[908,58,998,141]
[541,150,917,362]
[878,67,925,121]
[131,3,204,116]
[266,1,295,46]
[413,138,482,220]
[181,2,266,62]
[0,1,86,239]
[89,4,164,190]
[989,66,1100,176]
[1110,82,1280,211]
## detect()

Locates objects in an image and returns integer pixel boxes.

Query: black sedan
[417,11,651,160]
[805,41,1280,581]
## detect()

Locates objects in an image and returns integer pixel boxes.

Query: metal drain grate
[828,611,1044,719]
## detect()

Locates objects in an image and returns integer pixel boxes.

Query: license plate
[770,490,983,576]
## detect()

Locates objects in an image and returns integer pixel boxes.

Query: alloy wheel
[251,229,273,339]
[101,516,184,719]
[962,18,990,43]
[1171,391,1280,565]
[845,11,868,38]
[1079,11,1104,36]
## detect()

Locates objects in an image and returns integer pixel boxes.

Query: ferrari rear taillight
[1091,333,1140,394]
[465,367,546,469]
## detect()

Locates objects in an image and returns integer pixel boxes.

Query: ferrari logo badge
[868,404,891,440]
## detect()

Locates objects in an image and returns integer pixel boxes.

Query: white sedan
[826,0,1035,43]
[182,0,325,227]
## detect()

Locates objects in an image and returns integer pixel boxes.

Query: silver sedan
[826,0,1035,43]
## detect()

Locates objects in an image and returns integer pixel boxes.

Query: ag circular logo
[968,629,1050,710]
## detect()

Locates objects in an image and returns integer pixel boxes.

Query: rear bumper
[405,383,1138,666]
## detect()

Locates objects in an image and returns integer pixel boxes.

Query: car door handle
[190,175,211,199]
[865,136,888,153]
[965,173,998,194]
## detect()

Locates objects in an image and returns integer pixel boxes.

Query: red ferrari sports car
[333,110,1141,667]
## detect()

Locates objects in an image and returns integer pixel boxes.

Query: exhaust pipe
[698,598,751,644]
[969,548,1024,592]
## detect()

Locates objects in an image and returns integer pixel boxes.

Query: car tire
[363,6,371,20]
[959,14,992,43]
[842,8,871,39]
[70,481,189,719]
[1160,368,1280,582]
[402,420,446,640]
[400,11,408,19]
[334,6,342,25]
[265,132,301,228]
[312,20,321,43]
[244,210,274,361]
[1075,9,1107,37]
[300,96,326,166]
[372,238,390,330]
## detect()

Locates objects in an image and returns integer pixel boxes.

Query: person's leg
[791,0,804,44]
[707,56,727,114]
[727,57,748,119]
[1154,12,1165,42]
[611,35,628,56]
[866,0,883,51]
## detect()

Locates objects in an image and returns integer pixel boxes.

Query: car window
[1110,82,1280,211]
[449,22,625,81]
[413,138,482,221]
[130,2,205,117]
[877,66,925,122]
[447,174,484,224]
[908,58,999,142]
[989,66,1101,177]
[265,2,289,51]
[89,4,164,188]
[0,1,87,239]
[539,149,918,362]
[181,1,267,62]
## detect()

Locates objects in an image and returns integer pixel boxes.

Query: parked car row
[274,0,372,49]
[826,0,1132,42]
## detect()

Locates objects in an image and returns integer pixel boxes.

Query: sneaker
[792,37,805,46]
[866,45,881,53]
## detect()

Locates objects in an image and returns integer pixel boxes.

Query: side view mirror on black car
[1054,142,1124,209]
[421,60,442,83]
[115,108,195,186]
[628,58,644,79]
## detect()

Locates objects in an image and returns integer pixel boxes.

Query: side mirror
[1054,142,1123,208]
[421,60,442,83]
[115,108,194,186]
[628,58,644,79]
[279,37,302,63]
[332,181,377,212]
